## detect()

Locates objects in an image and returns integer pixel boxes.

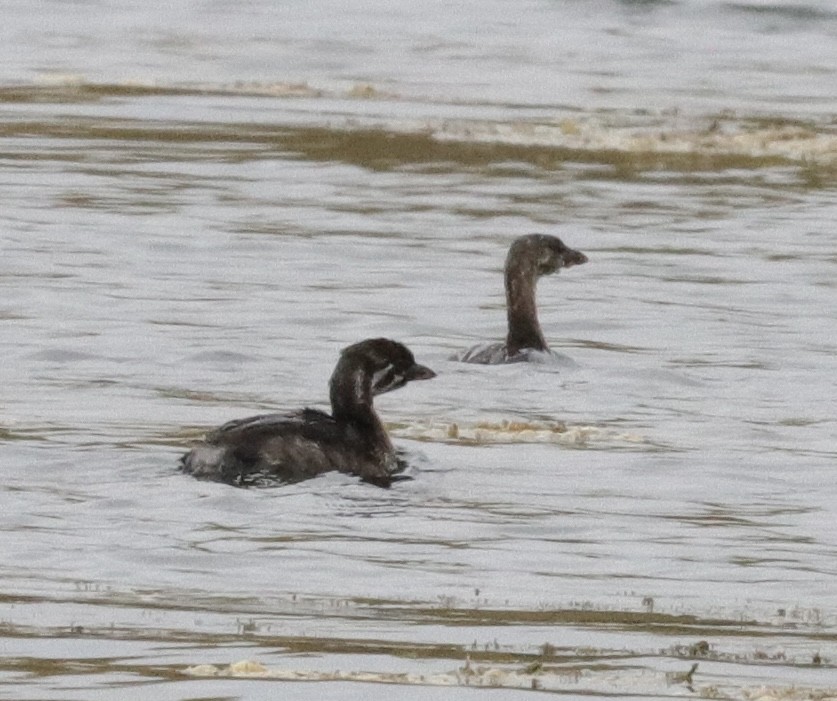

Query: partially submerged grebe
[456,234,587,364]
[181,338,435,487]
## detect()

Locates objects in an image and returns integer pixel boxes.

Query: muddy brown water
[2,1,837,698]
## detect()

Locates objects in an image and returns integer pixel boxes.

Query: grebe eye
[371,364,406,395]
[538,254,560,274]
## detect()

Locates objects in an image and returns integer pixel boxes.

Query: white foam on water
[388,419,647,448]
[15,75,837,166]
[184,659,837,698]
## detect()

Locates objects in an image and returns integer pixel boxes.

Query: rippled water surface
[2,1,837,699]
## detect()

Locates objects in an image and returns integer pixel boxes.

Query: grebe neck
[505,257,547,355]
[328,360,390,449]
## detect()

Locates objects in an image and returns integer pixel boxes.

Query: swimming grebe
[456,234,587,364]
[181,338,435,487]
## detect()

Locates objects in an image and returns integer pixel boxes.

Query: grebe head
[339,338,436,396]
[522,234,588,276]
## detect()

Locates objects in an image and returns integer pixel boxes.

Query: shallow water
[2,1,837,699]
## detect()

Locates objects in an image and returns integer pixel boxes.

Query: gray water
[2,1,837,699]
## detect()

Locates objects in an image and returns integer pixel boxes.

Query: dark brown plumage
[181,338,435,487]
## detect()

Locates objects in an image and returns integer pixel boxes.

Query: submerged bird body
[181,339,435,487]
[457,234,587,364]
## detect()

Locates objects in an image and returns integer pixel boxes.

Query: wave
[185,657,836,698]
[3,77,837,171]
[388,419,650,448]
